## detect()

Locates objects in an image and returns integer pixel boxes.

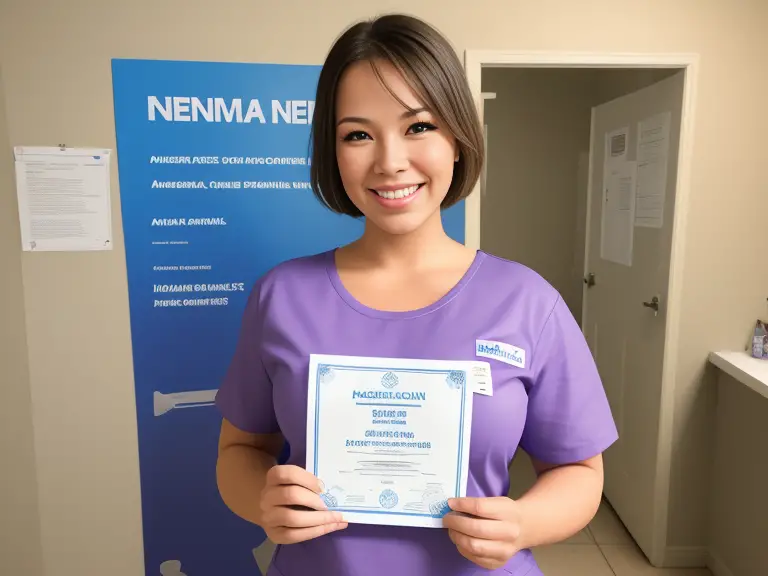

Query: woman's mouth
[368,183,424,207]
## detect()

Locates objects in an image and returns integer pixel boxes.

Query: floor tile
[532,544,615,576]
[562,527,595,544]
[588,500,635,545]
[601,544,712,576]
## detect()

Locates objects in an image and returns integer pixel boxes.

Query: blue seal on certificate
[446,370,466,389]
[318,365,335,384]
[428,499,451,517]
[422,487,451,518]
[320,492,338,508]
[381,371,399,389]
[379,489,398,509]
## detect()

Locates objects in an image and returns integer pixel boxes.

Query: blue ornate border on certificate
[312,364,468,519]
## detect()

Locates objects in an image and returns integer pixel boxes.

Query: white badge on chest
[475,339,526,369]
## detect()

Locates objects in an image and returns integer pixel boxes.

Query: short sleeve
[215,281,279,434]
[519,295,618,464]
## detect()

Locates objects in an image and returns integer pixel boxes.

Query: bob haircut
[310,14,485,217]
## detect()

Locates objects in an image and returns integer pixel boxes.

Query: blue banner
[111,58,464,575]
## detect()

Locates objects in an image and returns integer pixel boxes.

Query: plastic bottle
[752,320,767,359]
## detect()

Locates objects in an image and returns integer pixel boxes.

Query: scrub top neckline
[325,248,487,320]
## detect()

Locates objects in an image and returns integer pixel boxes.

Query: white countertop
[709,350,768,400]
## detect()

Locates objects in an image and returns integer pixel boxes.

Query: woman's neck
[344,211,467,270]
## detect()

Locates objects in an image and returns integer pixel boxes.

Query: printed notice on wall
[14,146,113,251]
[600,161,637,267]
[635,111,671,228]
[605,126,629,167]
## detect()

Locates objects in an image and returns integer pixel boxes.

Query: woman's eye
[343,131,370,142]
[407,122,438,135]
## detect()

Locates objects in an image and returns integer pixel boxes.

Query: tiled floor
[509,451,713,576]
[532,499,712,576]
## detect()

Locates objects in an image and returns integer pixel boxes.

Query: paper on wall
[14,146,113,251]
[605,126,629,168]
[635,112,671,228]
[600,160,637,267]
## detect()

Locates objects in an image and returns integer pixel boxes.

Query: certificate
[306,354,474,528]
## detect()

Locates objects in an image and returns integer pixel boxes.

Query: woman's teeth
[374,184,420,200]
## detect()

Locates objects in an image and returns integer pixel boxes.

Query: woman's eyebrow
[337,107,429,127]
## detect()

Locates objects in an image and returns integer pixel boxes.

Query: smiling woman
[215,12,617,576]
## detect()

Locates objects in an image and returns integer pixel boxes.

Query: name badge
[476,339,526,369]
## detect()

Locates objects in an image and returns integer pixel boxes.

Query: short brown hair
[310,14,485,217]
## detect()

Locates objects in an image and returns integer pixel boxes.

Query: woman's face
[334,60,459,236]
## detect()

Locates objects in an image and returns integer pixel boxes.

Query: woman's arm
[216,419,347,543]
[515,453,604,549]
[216,419,284,526]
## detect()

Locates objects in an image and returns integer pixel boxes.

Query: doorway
[465,52,698,571]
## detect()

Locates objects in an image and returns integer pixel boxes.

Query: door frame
[463,50,699,567]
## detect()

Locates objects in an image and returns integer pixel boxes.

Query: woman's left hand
[443,497,525,570]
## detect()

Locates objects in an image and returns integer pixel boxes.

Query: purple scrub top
[216,249,618,576]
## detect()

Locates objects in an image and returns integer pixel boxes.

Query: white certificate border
[306,354,474,527]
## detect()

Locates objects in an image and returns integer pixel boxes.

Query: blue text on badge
[475,340,525,368]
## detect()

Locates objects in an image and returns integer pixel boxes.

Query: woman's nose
[373,137,409,175]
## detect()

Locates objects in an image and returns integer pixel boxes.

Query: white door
[582,71,684,559]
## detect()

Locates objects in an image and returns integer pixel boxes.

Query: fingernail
[317,480,326,494]
[334,513,344,522]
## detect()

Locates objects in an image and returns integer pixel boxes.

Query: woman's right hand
[260,465,348,544]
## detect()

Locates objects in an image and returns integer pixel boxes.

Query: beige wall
[0,66,44,576]
[481,68,594,320]
[709,370,768,576]
[1,0,767,574]
[594,69,680,104]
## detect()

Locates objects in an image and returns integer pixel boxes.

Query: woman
[215,13,617,576]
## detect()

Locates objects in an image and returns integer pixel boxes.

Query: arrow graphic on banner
[153,389,218,416]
